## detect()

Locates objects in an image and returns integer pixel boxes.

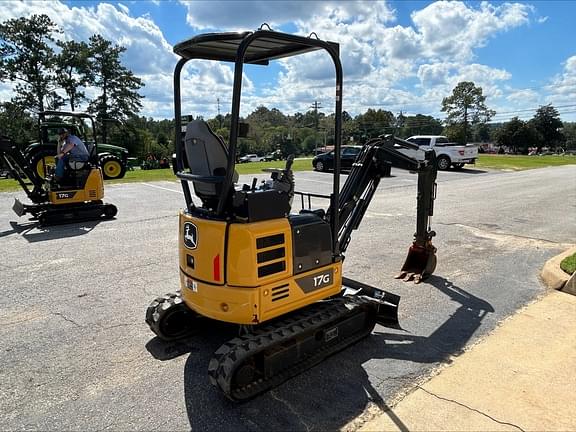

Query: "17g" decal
[296,269,334,293]
[313,273,331,287]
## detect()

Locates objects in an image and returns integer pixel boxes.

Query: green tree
[398,114,443,138]
[496,117,540,154]
[355,108,395,139]
[529,105,565,149]
[441,81,495,144]
[0,14,61,112]
[562,123,576,150]
[55,40,93,111]
[0,101,36,146]
[87,35,144,143]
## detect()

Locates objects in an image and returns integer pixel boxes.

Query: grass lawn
[560,253,576,275]
[475,154,576,171]
[1,154,575,193]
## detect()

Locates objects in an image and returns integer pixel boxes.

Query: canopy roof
[173,31,338,65]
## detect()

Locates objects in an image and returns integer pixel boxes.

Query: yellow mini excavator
[0,112,117,225]
[145,27,438,401]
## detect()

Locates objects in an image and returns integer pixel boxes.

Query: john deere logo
[183,222,198,249]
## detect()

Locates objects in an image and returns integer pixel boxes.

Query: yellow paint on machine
[47,168,104,204]
[179,211,342,325]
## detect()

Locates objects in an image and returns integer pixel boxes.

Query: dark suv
[312,145,362,172]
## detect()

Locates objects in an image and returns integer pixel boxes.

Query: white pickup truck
[402,135,478,170]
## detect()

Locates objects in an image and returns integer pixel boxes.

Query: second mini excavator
[0,112,117,225]
[145,27,438,401]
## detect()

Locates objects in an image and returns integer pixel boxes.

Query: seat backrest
[184,120,238,198]
[68,160,86,170]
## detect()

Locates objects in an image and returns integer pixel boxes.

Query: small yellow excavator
[0,113,117,225]
[145,27,438,401]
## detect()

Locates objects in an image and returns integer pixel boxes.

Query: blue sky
[1,1,575,121]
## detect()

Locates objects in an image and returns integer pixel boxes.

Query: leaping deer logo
[183,222,198,249]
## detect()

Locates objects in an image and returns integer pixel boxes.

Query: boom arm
[0,135,47,203]
[334,135,438,282]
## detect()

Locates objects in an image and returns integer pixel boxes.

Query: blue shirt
[64,134,90,161]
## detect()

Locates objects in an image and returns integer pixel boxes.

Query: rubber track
[208,296,378,401]
[39,202,116,225]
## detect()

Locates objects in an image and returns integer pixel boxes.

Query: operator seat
[184,120,238,206]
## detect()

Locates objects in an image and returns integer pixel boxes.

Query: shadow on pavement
[145,276,493,431]
[448,167,488,174]
[0,219,102,242]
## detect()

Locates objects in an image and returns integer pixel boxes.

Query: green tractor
[24,111,129,180]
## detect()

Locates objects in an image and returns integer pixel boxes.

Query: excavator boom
[334,135,438,282]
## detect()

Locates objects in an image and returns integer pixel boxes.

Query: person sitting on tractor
[55,127,90,182]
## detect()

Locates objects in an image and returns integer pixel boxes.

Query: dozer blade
[395,242,437,284]
[342,276,400,328]
[12,198,25,217]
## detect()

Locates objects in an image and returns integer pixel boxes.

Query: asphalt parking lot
[1,165,575,430]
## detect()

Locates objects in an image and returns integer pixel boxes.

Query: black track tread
[208,296,378,401]
[38,202,116,225]
[145,291,200,341]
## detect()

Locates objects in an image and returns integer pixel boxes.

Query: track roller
[102,204,118,219]
[145,292,202,341]
[208,296,379,402]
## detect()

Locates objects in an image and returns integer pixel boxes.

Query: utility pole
[310,100,322,130]
[217,98,222,128]
[310,100,322,153]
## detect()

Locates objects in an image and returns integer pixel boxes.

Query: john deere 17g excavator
[0,112,117,225]
[145,27,438,401]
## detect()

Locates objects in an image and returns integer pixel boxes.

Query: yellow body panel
[48,168,104,204]
[179,211,342,325]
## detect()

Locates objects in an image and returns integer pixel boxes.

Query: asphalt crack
[417,386,526,431]
[269,391,312,432]
[52,312,82,327]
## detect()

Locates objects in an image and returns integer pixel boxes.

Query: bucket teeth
[396,242,437,283]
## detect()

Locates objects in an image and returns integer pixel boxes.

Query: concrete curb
[539,245,576,293]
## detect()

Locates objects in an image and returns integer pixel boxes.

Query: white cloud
[545,55,576,107]
[181,1,395,31]
[180,0,530,118]
[411,1,532,61]
[2,0,552,121]
[506,89,540,104]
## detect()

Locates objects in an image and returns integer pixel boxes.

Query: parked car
[312,145,362,172]
[239,154,262,163]
[402,135,478,170]
[262,150,283,161]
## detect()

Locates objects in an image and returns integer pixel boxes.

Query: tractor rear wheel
[29,150,56,180]
[99,154,126,180]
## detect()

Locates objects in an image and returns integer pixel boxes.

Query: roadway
[0,164,575,430]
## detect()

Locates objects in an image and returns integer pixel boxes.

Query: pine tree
[0,14,61,112]
[87,35,144,142]
[441,81,495,144]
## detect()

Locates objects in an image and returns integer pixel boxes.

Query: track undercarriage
[13,198,117,226]
[146,283,399,402]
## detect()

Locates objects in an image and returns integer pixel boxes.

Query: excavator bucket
[396,241,437,284]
